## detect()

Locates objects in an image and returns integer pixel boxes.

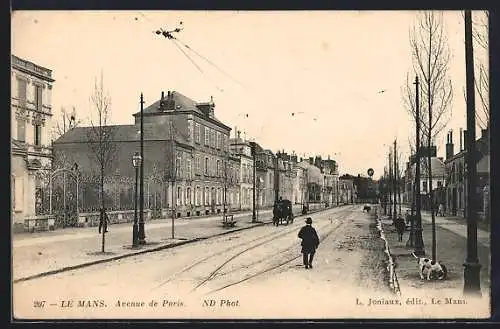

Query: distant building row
[402,128,490,221]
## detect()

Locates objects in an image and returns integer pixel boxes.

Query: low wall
[23,215,56,233]
[17,202,330,233]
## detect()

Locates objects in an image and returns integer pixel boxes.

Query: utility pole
[413,76,425,256]
[388,151,393,219]
[251,142,257,222]
[170,121,176,239]
[393,139,397,220]
[396,148,402,215]
[138,93,146,245]
[463,10,481,296]
[274,151,279,203]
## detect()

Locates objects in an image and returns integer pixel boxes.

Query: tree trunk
[101,161,105,253]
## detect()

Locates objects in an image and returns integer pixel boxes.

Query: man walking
[98,208,109,234]
[298,217,320,269]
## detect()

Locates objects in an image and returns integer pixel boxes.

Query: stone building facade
[11,55,55,231]
[54,91,239,218]
[444,128,490,219]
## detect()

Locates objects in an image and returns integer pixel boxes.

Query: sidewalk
[12,205,306,282]
[379,209,490,297]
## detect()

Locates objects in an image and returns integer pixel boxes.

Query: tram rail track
[153,206,348,290]
[204,213,356,294]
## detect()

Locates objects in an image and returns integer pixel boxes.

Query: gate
[49,167,80,228]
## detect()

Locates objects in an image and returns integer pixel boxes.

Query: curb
[13,206,335,284]
[374,206,401,296]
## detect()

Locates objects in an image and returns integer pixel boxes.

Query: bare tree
[52,106,83,141]
[403,11,454,260]
[473,11,489,130]
[86,73,116,253]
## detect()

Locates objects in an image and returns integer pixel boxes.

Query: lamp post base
[138,223,146,245]
[132,223,139,247]
[413,226,426,257]
[463,261,482,296]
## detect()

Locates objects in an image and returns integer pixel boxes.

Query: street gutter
[374,206,401,296]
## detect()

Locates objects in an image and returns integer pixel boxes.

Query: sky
[11,10,488,178]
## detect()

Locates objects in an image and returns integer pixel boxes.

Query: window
[204,127,209,145]
[217,132,221,149]
[186,187,191,205]
[205,157,209,175]
[186,159,192,180]
[211,130,216,148]
[35,85,42,110]
[195,123,200,143]
[17,119,26,142]
[195,155,200,175]
[34,124,42,146]
[216,160,220,177]
[422,181,428,193]
[17,79,27,107]
[176,158,181,178]
[187,121,193,142]
[205,187,209,205]
[437,181,443,188]
[177,187,182,205]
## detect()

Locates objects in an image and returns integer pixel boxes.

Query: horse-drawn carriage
[273,198,294,226]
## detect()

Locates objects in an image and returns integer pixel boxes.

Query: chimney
[445,130,454,160]
[463,130,468,150]
[159,91,165,109]
[459,128,463,151]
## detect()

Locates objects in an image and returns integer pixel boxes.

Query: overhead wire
[174,36,246,89]
[170,39,224,92]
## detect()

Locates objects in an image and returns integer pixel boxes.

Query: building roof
[132,91,229,129]
[298,160,323,184]
[410,157,446,179]
[53,123,190,146]
[477,155,490,174]
[11,55,54,82]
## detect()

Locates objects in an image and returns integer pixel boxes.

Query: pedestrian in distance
[98,208,109,234]
[298,217,320,269]
[394,214,406,242]
[438,203,445,217]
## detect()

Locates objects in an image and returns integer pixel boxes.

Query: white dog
[411,252,448,281]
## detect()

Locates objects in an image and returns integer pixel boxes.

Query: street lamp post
[138,93,146,245]
[132,152,141,247]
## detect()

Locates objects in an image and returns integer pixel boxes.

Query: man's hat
[305,217,312,224]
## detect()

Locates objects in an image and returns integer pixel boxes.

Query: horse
[273,199,294,226]
[273,202,282,226]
